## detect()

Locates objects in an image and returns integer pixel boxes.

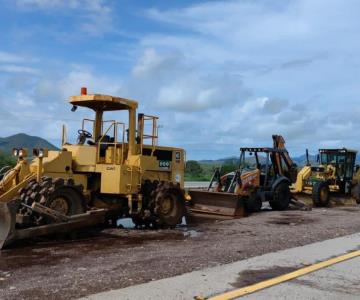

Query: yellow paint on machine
[206,250,360,300]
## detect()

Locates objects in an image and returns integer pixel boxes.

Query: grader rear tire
[351,184,360,205]
[154,182,185,227]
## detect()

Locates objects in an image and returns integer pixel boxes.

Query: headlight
[13,148,19,157]
[33,148,48,158]
[13,148,28,158]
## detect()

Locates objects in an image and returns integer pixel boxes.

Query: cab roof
[319,148,357,154]
[69,94,138,111]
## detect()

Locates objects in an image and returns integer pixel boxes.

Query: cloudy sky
[0,0,359,160]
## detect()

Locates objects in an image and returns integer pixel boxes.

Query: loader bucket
[0,201,107,249]
[0,199,20,249]
[188,190,245,219]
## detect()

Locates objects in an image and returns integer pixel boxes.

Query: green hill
[0,133,58,155]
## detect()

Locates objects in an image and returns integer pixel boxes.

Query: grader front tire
[312,181,330,207]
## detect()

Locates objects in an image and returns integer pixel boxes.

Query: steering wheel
[77,129,92,138]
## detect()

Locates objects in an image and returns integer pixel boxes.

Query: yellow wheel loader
[188,135,299,218]
[0,88,186,249]
[291,148,360,206]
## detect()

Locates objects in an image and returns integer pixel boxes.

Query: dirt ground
[1,205,360,300]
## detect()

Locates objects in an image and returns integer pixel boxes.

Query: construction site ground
[1,203,360,300]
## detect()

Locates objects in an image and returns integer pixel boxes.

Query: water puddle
[231,266,299,288]
[117,218,135,229]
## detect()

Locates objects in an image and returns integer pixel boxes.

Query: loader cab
[318,148,357,181]
[239,148,275,188]
[64,89,142,165]
[66,89,162,166]
[239,147,293,188]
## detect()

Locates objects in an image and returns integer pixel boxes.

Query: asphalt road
[82,233,360,300]
[2,206,360,299]
[242,256,360,300]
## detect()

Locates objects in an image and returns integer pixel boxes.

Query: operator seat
[95,135,115,157]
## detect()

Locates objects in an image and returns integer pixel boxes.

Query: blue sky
[0,0,360,160]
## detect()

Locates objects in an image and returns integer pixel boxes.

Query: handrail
[96,121,125,164]
[138,114,159,156]
[82,118,95,132]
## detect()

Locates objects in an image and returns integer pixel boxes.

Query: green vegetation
[0,151,16,171]
[185,160,239,181]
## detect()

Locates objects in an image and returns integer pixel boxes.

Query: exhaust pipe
[0,199,20,249]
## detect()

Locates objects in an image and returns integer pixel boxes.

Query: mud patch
[231,266,299,288]
[336,207,360,213]
[267,215,315,226]
[0,228,185,271]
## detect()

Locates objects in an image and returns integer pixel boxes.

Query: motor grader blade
[0,200,107,250]
[187,190,245,219]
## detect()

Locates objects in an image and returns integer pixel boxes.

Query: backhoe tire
[245,193,262,213]
[312,181,330,207]
[154,182,185,227]
[269,182,291,211]
[18,177,86,225]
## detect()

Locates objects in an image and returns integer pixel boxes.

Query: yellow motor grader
[291,148,360,206]
[0,88,186,249]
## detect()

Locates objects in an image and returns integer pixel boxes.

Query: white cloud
[0,51,26,63]
[2,0,360,159]
[15,0,113,36]
[0,64,39,75]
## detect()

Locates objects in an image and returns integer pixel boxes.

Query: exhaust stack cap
[81,87,87,95]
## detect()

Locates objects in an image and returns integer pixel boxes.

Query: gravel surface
[1,205,360,300]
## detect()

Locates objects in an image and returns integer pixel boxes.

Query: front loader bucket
[0,200,107,249]
[188,190,245,219]
[0,199,20,249]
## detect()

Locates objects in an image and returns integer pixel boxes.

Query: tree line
[185,160,239,181]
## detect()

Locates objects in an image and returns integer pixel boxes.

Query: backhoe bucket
[188,190,245,219]
[0,199,20,249]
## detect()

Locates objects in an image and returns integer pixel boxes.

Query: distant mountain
[0,133,58,154]
[292,154,317,166]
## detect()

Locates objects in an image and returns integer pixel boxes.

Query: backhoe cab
[0,88,186,248]
[291,148,359,206]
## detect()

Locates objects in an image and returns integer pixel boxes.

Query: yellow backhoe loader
[0,88,186,249]
[291,148,360,206]
[188,135,299,218]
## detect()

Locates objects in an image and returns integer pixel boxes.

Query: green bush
[0,152,16,171]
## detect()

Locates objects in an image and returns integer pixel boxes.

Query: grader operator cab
[188,135,297,218]
[0,88,186,249]
[291,148,360,206]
